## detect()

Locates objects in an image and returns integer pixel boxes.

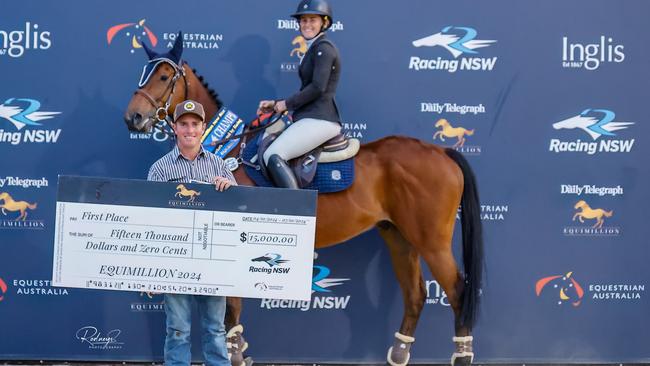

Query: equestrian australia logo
[0,22,52,58]
[563,199,619,236]
[0,191,44,230]
[107,19,158,54]
[0,277,7,301]
[409,26,498,72]
[0,98,62,145]
[433,118,480,155]
[168,184,205,208]
[549,109,635,154]
[536,272,585,307]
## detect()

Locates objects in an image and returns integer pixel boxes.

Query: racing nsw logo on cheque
[168,184,205,208]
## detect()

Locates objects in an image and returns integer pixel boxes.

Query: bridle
[133,57,189,136]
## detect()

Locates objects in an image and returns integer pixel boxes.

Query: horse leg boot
[226,324,249,366]
[267,154,299,189]
[451,334,474,366]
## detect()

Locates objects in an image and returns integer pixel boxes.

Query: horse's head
[176,184,185,190]
[552,111,594,133]
[124,33,187,132]
[0,192,8,200]
[435,119,449,128]
[574,200,587,210]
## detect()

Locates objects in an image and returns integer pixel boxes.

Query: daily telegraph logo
[276,19,344,32]
[564,200,619,236]
[536,272,585,307]
[0,191,44,229]
[0,98,62,145]
[107,19,158,54]
[0,22,52,58]
[562,36,625,71]
[561,184,623,197]
[410,26,497,72]
[549,109,635,154]
[0,177,48,189]
[250,253,291,274]
[421,102,486,116]
[75,326,124,350]
[259,264,351,311]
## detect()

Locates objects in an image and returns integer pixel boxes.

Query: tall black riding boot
[267,154,299,189]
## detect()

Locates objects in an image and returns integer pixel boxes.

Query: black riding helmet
[291,0,333,31]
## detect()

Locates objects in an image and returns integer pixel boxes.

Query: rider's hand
[274,100,287,114]
[257,100,276,115]
[214,176,233,192]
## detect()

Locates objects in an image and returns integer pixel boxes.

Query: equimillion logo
[409,26,497,72]
[0,98,62,145]
[0,191,44,229]
[564,199,619,236]
[280,35,305,72]
[168,184,205,208]
[0,22,52,58]
[549,109,635,154]
[433,118,480,154]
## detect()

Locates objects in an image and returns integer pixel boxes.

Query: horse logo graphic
[0,98,61,130]
[312,265,349,293]
[553,109,634,140]
[252,253,289,267]
[174,184,201,202]
[290,35,307,59]
[412,26,496,58]
[535,271,584,307]
[433,119,474,148]
[107,19,158,54]
[573,200,613,228]
[0,277,7,302]
[0,192,37,221]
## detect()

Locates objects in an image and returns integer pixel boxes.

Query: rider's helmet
[291,0,333,31]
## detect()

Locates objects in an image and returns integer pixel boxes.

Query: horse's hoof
[386,332,414,366]
[452,355,473,366]
[227,324,249,366]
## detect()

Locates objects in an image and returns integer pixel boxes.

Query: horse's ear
[170,31,184,62]
[142,41,157,60]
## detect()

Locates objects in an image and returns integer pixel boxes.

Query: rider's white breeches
[263,118,342,165]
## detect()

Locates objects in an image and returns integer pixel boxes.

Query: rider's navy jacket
[285,34,341,124]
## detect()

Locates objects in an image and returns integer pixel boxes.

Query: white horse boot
[226,324,248,366]
[451,336,474,366]
[387,332,415,366]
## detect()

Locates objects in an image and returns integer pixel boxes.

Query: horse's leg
[377,222,426,366]
[225,297,249,366]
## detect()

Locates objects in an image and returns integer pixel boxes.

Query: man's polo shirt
[147,145,236,184]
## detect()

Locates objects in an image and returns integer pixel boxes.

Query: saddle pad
[242,135,354,193]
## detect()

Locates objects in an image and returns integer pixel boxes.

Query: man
[148,99,235,366]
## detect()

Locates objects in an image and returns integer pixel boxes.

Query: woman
[258,0,342,189]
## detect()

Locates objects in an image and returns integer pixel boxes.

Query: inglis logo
[250,253,291,274]
[0,22,52,58]
[536,272,585,307]
[410,26,497,72]
[549,109,635,154]
[0,98,62,145]
[107,19,158,54]
[562,36,625,71]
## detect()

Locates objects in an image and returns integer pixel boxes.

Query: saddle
[253,119,360,188]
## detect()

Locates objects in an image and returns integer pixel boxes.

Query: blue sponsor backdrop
[1,0,649,363]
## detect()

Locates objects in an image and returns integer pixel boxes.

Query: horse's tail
[28,202,37,210]
[444,148,484,330]
[466,129,475,136]
[604,210,613,217]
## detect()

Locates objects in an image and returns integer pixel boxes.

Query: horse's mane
[192,68,223,110]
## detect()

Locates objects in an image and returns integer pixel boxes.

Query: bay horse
[124,36,484,366]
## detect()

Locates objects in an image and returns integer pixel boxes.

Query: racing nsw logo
[433,118,480,155]
[0,277,7,301]
[549,109,635,154]
[536,272,585,307]
[410,26,498,72]
[0,98,62,145]
[250,253,291,274]
[107,19,158,54]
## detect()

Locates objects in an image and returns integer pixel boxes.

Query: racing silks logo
[432,118,480,155]
[107,19,158,54]
[535,272,584,307]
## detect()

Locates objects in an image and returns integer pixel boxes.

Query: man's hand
[257,100,276,115]
[214,176,233,191]
[273,100,287,114]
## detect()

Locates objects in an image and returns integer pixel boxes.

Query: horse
[0,192,37,221]
[124,36,484,366]
[573,200,613,229]
[433,118,474,148]
[175,184,201,202]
